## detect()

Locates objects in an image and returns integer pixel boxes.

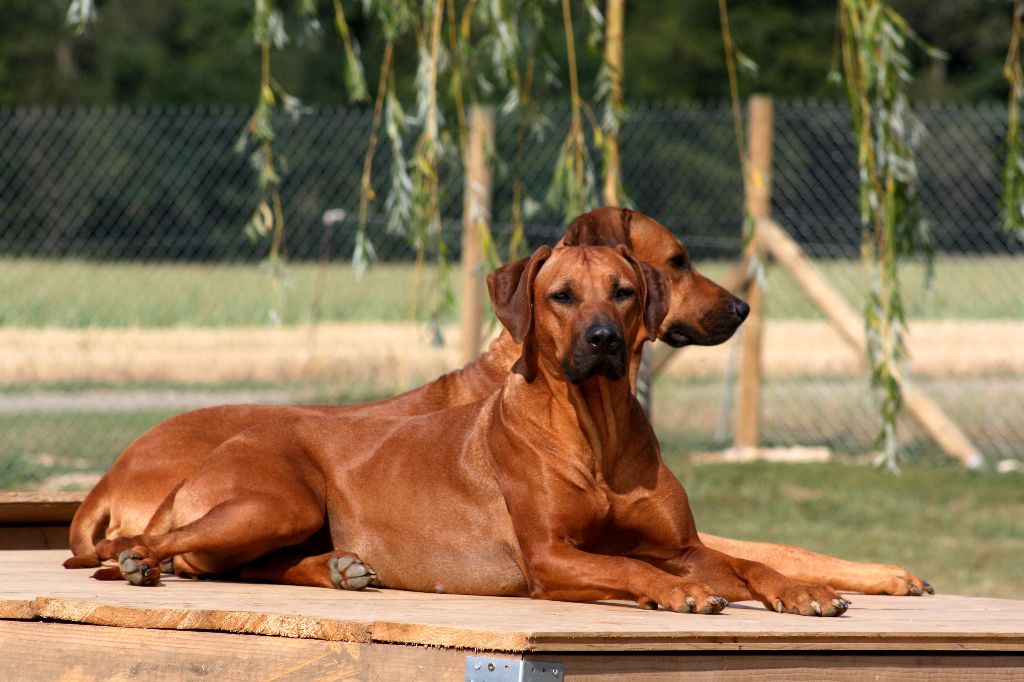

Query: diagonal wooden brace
[755,217,983,468]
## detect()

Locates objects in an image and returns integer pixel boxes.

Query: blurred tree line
[0,0,1013,106]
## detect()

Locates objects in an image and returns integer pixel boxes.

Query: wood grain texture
[3,550,1024,653]
[460,105,494,365]
[3,621,1022,682]
[0,620,471,682]
[735,95,774,450]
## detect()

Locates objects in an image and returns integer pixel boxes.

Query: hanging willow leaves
[235,0,320,323]
[352,41,394,278]
[73,0,624,328]
[331,0,369,102]
[547,0,598,222]
[477,0,553,262]
[404,0,452,338]
[1004,0,1024,234]
[717,0,759,252]
[838,0,945,470]
[65,0,96,34]
[298,0,323,44]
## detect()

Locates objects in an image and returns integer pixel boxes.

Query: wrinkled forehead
[536,246,637,291]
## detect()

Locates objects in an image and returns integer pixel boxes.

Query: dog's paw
[118,548,161,587]
[874,566,934,596]
[328,554,378,591]
[769,584,850,617]
[656,583,728,614]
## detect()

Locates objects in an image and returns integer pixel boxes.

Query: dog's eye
[669,254,690,271]
[548,290,573,303]
[614,287,636,301]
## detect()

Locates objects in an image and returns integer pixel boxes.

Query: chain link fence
[1,100,1022,489]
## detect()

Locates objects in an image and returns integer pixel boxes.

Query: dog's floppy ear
[486,245,552,344]
[562,208,633,248]
[617,245,670,342]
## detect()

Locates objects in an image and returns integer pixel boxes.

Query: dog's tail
[62,478,111,569]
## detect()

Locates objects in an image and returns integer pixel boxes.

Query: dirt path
[1,320,1022,388]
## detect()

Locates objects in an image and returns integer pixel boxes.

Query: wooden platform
[2,550,1023,680]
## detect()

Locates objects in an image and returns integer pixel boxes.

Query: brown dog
[66,208,928,596]
[94,245,849,617]
[65,208,745,568]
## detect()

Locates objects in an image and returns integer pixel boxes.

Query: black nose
[730,298,750,322]
[585,324,623,352]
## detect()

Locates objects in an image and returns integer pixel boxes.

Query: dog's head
[487,244,668,384]
[563,207,749,347]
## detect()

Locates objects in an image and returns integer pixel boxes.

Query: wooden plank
[460,105,495,365]
[0,620,472,682]
[0,491,85,524]
[756,217,984,467]
[0,525,70,551]
[539,652,1024,681]
[3,621,1021,682]
[735,95,773,450]
[4,550,1024,653]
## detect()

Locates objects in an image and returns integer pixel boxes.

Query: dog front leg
[522,541,727,614]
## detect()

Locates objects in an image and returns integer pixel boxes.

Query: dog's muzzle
[564,323,627,383]
[664,297,750,347]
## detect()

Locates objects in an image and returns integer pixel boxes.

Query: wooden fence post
[735,95,773,451]
[602,0,625,207]
[460,106,495,365]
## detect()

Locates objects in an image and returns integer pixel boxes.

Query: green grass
[0,382,393,489]
[0,259,454,327]
[664,459,1024,600]
[2,255,1021,327]
[0,410,180,488]
[742,255,1024,320]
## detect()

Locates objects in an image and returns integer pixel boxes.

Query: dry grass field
[2,319,1023,388]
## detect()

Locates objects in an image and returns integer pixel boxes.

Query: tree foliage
[14,0,1022,464]
[837,0,946,469]
[5,0,1018,107]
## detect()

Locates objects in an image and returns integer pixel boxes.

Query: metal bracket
[465,656,564,682]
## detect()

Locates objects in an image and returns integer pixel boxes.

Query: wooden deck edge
[0,492,85,525]
[4,620,1024,682]
[0,600,35,620]
[524,633,1024,652]
[4,595,1023,653]
[0,620,473,682]
[371,620,530,652]
[23,597,374,643]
